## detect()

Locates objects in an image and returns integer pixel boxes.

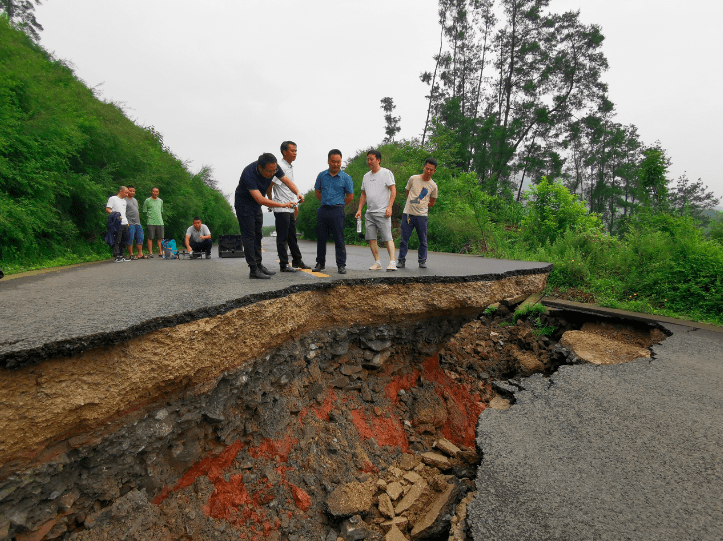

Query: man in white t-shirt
[266,141,310,272]
[105,186,130,262]
[355,150,397,271]
[398,158,439,269]
[184,217,212,257]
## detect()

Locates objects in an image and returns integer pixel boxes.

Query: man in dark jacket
[235,153,304,279]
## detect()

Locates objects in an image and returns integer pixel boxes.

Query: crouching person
[185,217,212,257]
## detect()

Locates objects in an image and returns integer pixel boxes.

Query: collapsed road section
[0,270,551,540]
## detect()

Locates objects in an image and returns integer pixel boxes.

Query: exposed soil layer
[0,276,546,475]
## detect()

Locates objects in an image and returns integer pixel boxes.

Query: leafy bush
[521,177,604,246]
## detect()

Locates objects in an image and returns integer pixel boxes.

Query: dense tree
[419,0,717,237]
[0,0,42,41]
[424,0,609,199]
[637,144,670,209]
[380,97,401,143]
[669,173,720,224]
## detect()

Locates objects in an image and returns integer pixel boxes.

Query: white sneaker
[369,261,383,270]
[386,261,397,271]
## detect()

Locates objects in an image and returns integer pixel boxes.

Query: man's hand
[297,193,305,203]
[283,202,295,209]
[385,206,393,218]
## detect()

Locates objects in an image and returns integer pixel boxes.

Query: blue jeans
[316,205,346,267]
[398,214,428,262]
[127,224,144,245]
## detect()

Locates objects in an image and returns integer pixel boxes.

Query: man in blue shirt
[313,149,354,274]
[235,153,304,279]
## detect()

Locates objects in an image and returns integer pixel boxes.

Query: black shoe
[419,261,427,268]
[205,251,211,259]
[312,264,325,272]
[397,260,405,268]
[338,266,347,274]
[259,265,276,275]
[280,264,298,272]
[293,261,311,270]
[249,268,271,279]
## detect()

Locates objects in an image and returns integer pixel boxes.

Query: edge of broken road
[541,297,723,333]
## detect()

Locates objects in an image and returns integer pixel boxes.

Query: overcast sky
[35,0,723,205]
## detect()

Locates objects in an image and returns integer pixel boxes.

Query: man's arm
[386,185,397,217]
[355,191,367,219]
[279,176,305,203]
[429,197,437,208]
[344,175,354,205]
[105,207,112,214]
[266,184,274,200]
[315,190,322,201]
[249,189,295,209]
[184,235,192,252]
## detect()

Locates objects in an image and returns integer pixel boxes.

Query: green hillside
[0,19,238,272]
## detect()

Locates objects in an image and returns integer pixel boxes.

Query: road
[469,321,723,541]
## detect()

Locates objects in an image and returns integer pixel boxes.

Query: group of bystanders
[234,142,438,279]
[105,141,438,274]
[105,187,212,262]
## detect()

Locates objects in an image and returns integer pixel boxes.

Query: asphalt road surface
[469,322,723,541]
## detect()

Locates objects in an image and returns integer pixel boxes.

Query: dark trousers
[113,224,129,257]
[190,239,212,253]
[237,210,263,270]
[398,213,428,262]
[316,205,346,267]
[274,212,303,266]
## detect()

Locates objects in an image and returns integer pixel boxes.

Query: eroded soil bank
[0,272,667,541]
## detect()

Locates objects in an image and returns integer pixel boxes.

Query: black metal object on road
[218,235,245,258]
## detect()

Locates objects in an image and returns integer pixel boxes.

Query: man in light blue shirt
[313,149,353,274]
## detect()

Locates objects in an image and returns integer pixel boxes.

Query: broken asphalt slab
[0,239,551,368]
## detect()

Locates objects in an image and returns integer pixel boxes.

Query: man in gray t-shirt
[355,150,397,271]
[184,217,212,257]
[125,186,145,259]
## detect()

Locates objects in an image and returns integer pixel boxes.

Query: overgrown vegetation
[0,19,238,273]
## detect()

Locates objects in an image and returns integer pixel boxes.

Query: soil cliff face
[0,274,547,540]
